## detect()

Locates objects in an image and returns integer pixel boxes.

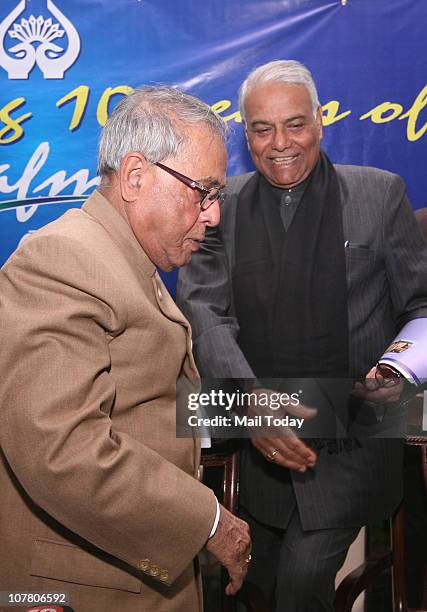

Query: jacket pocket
[345,245,374,260]
[30,538,142,593]
[345,247,377,284]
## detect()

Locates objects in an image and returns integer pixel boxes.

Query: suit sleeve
[382,173,427,327]
[177,214,255,380]
[0,233,216,585]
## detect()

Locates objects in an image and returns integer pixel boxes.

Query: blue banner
[1,0,426,292]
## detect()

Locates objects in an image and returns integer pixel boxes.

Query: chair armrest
[334,551,393,612]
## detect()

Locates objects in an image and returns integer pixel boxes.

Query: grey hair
[238,60,320,122]
[98,85,227,176]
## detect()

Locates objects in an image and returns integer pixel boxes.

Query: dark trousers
[240,507,360,612]
[404,446,427,608]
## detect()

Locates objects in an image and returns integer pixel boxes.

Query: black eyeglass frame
[154,161,225,211]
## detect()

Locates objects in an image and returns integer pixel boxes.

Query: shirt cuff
[208,497,220,538]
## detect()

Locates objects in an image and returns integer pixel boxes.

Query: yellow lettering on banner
[224,110,242,123]
[321,101,351,125]
[0,98,32,144]
[97,86,134,126]
[399,85,427,142]
[360,102,403,124]
[211,100,231,114]
[211,100,242,123]
[56,85,90,131]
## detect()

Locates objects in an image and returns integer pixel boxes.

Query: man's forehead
[245,82,313,115]
[247,81,310,98]
[187,129,226,169]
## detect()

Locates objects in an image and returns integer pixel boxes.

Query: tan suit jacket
[0,191,216,612]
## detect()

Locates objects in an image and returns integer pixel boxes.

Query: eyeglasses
[375,363,402,388]
[154,162,225,211]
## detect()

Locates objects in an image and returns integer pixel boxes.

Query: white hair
[239,60,320,122]
[98,85,227,176]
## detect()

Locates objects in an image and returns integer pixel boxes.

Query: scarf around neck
[233,151,352,447]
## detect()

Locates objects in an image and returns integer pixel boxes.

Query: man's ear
[119,152,150,202]
[243,124,252,151]
[316,106,324,140]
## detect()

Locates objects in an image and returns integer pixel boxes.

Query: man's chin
[168,252,193,270]
[182,252,193,267]
[269,174,303,189]
[262,166,308,189]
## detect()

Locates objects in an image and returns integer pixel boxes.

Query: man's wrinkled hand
[205,505,251,596]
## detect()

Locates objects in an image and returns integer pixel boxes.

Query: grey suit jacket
[177,165,427,530]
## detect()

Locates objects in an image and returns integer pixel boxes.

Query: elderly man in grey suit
[177,60,427,611]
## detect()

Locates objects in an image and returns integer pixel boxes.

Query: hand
[205,505,251,596]
[251,434,317,472]
[248,388,318,472]
[352,365,404,406]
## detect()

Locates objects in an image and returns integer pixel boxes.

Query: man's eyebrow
[284,114,306,123]
[250,120,273,128]
[250,114,307,128]
[198,176,224,189]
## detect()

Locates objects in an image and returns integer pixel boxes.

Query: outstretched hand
[248,388,318,472]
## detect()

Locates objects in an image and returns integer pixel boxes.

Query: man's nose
[200,199,221,227]
[272,127,291,150]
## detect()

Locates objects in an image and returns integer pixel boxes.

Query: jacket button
[138,559,150,572]
[159,569,169,582]
[149,564,160,577]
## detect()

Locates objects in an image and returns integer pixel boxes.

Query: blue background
[1,0,426,291]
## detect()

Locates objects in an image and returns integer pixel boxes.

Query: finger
[351,381,367,398]
[273,443,314,467]
[352,380,402,401]
[236,534,251,558]
[285,402,318,420]
[266,450,306,469]
[363,383,404,405]
[225,564,246,596]
[253,436,317,466]
[255,440,316,469]
[365,366,377,378]
[364,378,381,391]
[251,436,276,456]
[225,575,244,596]
[386,392,404,404]
[272,454,311,472]
[265,454,307,472]
[280,436,317,463]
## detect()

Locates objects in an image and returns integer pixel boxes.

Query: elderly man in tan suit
[0,86,250,612]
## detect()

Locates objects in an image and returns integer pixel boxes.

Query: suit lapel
[223,173,256,270]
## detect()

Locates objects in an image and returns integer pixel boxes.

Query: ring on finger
[266,449,278,462]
